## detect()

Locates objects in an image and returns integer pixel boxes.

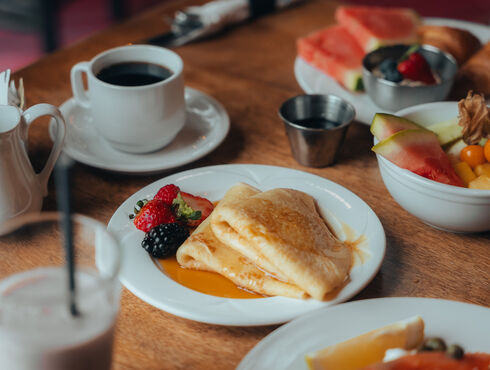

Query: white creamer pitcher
[0,104,65,223]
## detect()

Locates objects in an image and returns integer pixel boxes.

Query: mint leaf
[172,193,201,221]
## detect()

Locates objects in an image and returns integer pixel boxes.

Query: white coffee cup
[71,45,186,153]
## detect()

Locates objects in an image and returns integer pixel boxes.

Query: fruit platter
[295,7,490,123]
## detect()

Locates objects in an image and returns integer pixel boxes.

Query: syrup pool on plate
[156,221,368,300]
[157,257,263,299]
[0,267,118,370]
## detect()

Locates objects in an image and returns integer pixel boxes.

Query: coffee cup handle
[22,104,66,197]
[71,62,91,109]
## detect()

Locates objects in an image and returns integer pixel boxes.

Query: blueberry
[383,69,403,83]
[379,58,398,74]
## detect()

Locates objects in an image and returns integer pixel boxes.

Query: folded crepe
[177,184,307,299]
[177,215,307,299]
[177,183,352,300]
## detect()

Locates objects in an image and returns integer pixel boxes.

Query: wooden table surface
[12,0,490,369]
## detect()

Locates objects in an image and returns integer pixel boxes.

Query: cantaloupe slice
[305,316,424,370]
[469,175,490,190]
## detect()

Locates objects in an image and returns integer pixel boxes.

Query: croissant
[417,25,481,66]
[451,41,490,100]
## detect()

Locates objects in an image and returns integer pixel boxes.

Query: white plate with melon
[237,297,490,370]
[295,18,490,124]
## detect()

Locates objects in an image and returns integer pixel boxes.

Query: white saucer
[52,87,230,174]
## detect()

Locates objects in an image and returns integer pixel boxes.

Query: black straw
[54,154,79,317]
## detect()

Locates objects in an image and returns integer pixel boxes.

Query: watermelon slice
[373,129,464,187]
[370,113,424,141]
[336,6,420,52]
[362,351,490,370]
[297,25,364,92]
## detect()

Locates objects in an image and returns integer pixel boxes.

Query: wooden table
[13,1,490,368]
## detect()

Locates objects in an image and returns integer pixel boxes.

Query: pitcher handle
[71,62,91,109]
[22,104,66,197]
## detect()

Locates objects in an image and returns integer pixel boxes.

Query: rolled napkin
[8,79,24,109]
[165,0,304,46]
[177,183,352,300]
[0,69,23,108]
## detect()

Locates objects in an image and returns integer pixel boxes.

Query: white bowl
[374,101,490,233]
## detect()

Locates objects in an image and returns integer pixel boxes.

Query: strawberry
[397,52,436,85]
[133,199,176,232]
[172,192,214,227]
[154,184,180,205]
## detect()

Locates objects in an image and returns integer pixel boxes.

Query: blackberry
[141,223,189,258]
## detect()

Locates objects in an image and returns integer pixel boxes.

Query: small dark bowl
[362,44,458,111]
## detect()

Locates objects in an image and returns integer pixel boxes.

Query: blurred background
[0,0,161,71]
[1,0,489,72]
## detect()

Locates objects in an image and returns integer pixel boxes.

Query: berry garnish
[154,184,180,205]
[397,52,436,84]
[379,58,403,83]
[129,199,148,219]
[172,192,214,227]
[141,223,189,258]
[384,69,403,83]
[133,199,176,232]
[379,58,397,74]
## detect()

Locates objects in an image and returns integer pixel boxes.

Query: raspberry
[133,199,176,232]
[397,52,435,84]
[141,223,189,258]
[154,184,180,205]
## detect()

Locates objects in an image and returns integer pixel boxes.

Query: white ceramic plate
[51,87,229,174]
[107,164,386,326]
[295,18,490,124]
[238,297,490,369]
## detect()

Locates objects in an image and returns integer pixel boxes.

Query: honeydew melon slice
[372,129,464,187]
[370,113,424,141]
[426,117,462,146]
[445,138,467,164]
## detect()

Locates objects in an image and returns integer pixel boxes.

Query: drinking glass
[0,212,121,370]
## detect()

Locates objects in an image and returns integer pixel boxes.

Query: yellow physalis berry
[460,145,486,169]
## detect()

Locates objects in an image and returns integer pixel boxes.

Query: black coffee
[293,117,341,129]
[96,62,172,86]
